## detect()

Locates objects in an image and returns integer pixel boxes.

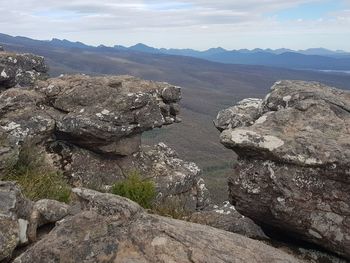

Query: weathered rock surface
[14,188,304,263]
[0,51,48,90]
[34,75,181,155]
[189,201,268,240]
[0,52,209,210]
[215,80,350,259]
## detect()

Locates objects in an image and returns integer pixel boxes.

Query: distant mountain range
[1,33,350,71]
[116,43,350,70]
[117,43,350,58]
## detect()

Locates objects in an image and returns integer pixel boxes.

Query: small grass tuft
[151,197,191,220]
[111,170,156,209]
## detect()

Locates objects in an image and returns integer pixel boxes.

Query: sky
[0,0,349,51]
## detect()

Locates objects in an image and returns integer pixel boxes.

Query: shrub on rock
[111,171,156,209]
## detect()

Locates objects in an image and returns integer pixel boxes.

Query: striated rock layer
[215,80,350,259]
[13,188,304,263]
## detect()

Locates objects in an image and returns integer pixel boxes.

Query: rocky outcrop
[0,50,48,90]
[13,188,304,263]
[215,80,350,259]
[0,51,209,210]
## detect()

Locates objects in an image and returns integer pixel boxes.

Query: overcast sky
[1,0,349,50]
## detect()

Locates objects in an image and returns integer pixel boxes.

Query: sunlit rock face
[215,80,350,259]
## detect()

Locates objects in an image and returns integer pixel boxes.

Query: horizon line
[1,32,349,53]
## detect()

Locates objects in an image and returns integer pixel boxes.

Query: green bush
[4,141,71,203]
[111,171,156,209]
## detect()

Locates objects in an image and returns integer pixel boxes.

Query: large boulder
[13,188,304,263]
[34,75,181,155]
[215,80,350,259]
[0,52,48,90]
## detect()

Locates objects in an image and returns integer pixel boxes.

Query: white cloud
[0,0,349,50]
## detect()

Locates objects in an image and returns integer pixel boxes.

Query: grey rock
[189,201,268,240]
[49,142,125,190]
[0,218,19,261]
[97,134,141,156]
[72,187,143,219]
[0,52,48,90]
[14,188,304,263]
[33,199,70,224]
[0,181,32,220]
[34,75,181,155]
[27,199,71,242]
[0,88,55,143]
[214,98,262,131]
[0,128,20,176]
[215,80,350,259]
[0,88,55,178]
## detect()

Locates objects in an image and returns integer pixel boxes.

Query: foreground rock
[0,51,48,90]
[189,201,268,240]
[0,181,70,261]
[215,80,350,259]
[14,188,304,263]
[0,182,31,261]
